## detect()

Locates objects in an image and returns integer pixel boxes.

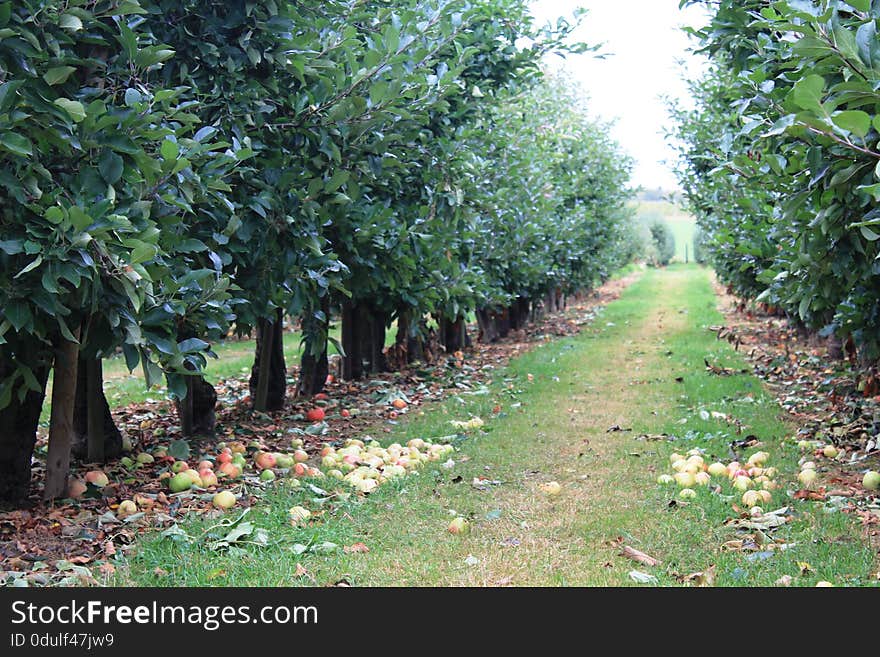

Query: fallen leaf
[619,545,662,567]
[628,570,658,584]
[343,542,369,554]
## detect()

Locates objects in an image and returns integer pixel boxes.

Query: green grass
[117,266,876,586]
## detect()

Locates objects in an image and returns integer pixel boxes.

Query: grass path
[123,265,876,587]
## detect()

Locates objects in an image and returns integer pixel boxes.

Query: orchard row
[674,1,880,366]
[0,1,635,502]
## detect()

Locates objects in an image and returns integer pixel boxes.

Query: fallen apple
[674,471,696,488]
[171,461,189,474]
[218,462,241,479]
[391,398,407,410]
[862,470,880,491]
[199,471,219,487]
[85,470,109,487]
[168,472,193,493]
[678,488,696,500]
[694,472,711,487]
[797,469,818,488]
[757,489,772,504]
[294,449,309,463]
[447,517,469,534]
[656,474,675,485]
[212,490,236,510]
[254,451,276,470]
[821,445,839,459]
[275,455,294,469]
[306,408,325,422]
[707,462,727,477]
[801,461,816,471]
[747,451,769,466]
[741,490,761,508]
[815,581,834,587]
[120,457,134,469]
[117,500,138,518]
[540,481,562,496]
[669,453,685,464]
[733,476,753,491]
[671,459,688,473]
[217,451,233,464]
[197,460,214,471]
[290,438,305,449]
[259,469,276,482]
[136,452,155,465]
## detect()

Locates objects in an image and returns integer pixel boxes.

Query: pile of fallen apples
[657,439,880,511]
[656,449,778,512]
[65,409,458,518]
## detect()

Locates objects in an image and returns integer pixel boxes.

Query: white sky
[530,0,710,191]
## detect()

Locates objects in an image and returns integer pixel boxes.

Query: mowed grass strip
[120,266,876,587]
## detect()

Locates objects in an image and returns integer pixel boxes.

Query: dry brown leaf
[343,542,369,554]
[681,565,716,587]
[619,545,662,567]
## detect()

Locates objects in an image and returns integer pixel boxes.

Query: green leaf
[325,170,349,193]
[130,241,158,265]
[124,88,143,107]
[54,98,86,122]
[832,110,871,138]
[14,255,42,278]
[45,206,65,224]
[178,337,209,353]
[4,301,31,331]
[861,226,880,241]
[98,151,124,185]
[160,139,179,161]
[59,14,83,32]
[43,66,77,86]
[846,0,870,11]
[168,439,191,460]
[0,80,23,113]
[113,1,148,15]
[0,133,32,157]
[0,239,23,255]
[122,343,140,372]
[790,74,825,113]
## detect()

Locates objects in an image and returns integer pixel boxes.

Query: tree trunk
[367,309,387,373]
[0,356,49,503]
[296,298,329,397]
[175,374,217,436]
[341,300,362,380]
[441,315,469,352]
[44,333,81,501]
[342,301,386,378]
[73,357,122,463]
[250,309,286,412]
[476,308,499,344]
[496,308,511,339]
[179,375,194,436]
